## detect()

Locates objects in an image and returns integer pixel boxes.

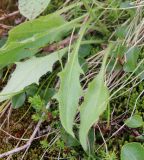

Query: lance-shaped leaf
[0,14,81,69]
[18,0,51,20]
[56,22,89,137]
[79,47,111,151]
[0,48,67,102]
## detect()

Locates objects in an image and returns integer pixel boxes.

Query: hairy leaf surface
[0,49,67,102]
[18,0,51,19]
[0,14,80,69]
[56,22,89,137]
[57,53,83,137]
[79,48,110,151]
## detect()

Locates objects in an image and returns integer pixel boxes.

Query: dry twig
[0,11,19,21]
[0,113,44,159]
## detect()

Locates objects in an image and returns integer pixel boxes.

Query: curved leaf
[124,47,140,72]
[12,92,26,109]
[0,14,80,69]
[57,52,83,137]
[79,47,111,151]
[56,21,89,137]
[125,115,143,128]
[121,142,144,160]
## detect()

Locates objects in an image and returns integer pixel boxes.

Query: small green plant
[0,0,143,159]
[40,140,49,149]
[28,95,45,112]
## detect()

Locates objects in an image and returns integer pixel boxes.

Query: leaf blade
[0,14,80,69]
[18,0,51,19]
[121,142,144,160]
[79,47,111,151]
[125,115,143,128]
[56,20,90,137]
[0,48,67,102]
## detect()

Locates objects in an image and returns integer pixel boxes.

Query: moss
[0,0,144,159]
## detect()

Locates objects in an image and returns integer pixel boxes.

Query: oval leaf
[121,142,144,160]
[18,0,51,19]
[12,92,26,109]
[125,115,143,128]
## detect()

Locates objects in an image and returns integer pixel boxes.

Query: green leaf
[79,47,110,151]
[111,43,126,58]
[121,142,144,160]
[42,88,56,103]
[107,58,122,72]
[18,0,51,20]
[56,21,89,137]
[120,1,133,9]
[79,56,88,73]
[136,135,144,141]
[124,47,140,72]
[29,95,44,112]
[135,64,144,80]
[116,26,128,39]
[125,115,143,128]
[0,48,67,102]
[87,128,95,155]
[12,92,26,109]
[25,84,38,97]
[61,129,79,147]
[0,37,7,48]
[0,70,3,79]
[40,140,49,149]
[79,44,92,58]
[0,14,80,69]
[57,54,82,137]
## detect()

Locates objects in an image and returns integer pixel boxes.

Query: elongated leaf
[18,0,51,20]
[79,48,110,151]
[0,14,81,69]
[57,52,83,137]
[56,22,89,137]
[0,48,67,102]
[121,142,144,160]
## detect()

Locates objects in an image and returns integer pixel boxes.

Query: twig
[0,113,44,159]
[42,35,78,53]
[0,102,11,119]
[0,11,19,21]
[42,27,95,53]
[0,23,12,29]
